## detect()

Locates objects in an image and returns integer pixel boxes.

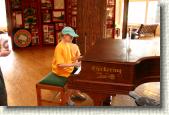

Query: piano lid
[82,39,160,63]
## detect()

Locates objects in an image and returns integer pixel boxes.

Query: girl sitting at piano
[40,27,85,105]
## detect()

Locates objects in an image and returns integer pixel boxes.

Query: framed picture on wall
[43,24,54,44]
[41,0,53,9]
[54,0,64,9]
[53,11,64,22]
[11,0,22,9]
[42,10,51,22]
[13,11,23,27]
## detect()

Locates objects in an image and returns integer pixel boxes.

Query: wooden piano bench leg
[35,83,68,106]
[36,83,42,106]
[60,87,69,106]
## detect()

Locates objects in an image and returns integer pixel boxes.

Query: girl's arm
[58,61,81,68]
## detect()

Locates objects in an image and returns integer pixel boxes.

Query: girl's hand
[76,56,83,61]
[74,61,81,67]
[78,56,83,59]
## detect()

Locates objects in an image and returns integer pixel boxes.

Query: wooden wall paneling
[5,0,18,49]
[122,0,129,39]
[77,0,107,55]
[105,0,116,38]
[5,0,22,49]
[5,0,12,37]
[37,0,43,46]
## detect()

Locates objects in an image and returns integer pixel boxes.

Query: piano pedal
[129,91,160,106]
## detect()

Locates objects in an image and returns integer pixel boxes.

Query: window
[128,1,146,24]
[147,1,160,24]
[0,0,7,28]
[128,0,160,24]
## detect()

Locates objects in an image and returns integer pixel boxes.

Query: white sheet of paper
[74,66,81,75]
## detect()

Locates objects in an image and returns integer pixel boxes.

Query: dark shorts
[0,68,7,106]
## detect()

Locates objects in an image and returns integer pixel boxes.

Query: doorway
[0,0,12,50]
[0,0,7,33]
[127,0,160,39]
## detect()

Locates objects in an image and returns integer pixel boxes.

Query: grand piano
[67,39,160,106]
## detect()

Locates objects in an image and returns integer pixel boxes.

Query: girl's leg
[64,85,75,106]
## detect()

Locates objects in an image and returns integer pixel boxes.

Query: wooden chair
[36,72,68,106]
[131,24,158,39]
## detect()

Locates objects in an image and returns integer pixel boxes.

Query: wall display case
[66,0,77,29]
[43,24,55,44]
[9,0,41,47]
[53,11,64,22]
[42,10,52,23]
[7,0,66,48]
[53,0,65,44]
[7,0,111,48]
[23,7,39,45]
[11,0,22,9]
[40,0,66,45]
[41,0,53,9]
[65,0,77,43]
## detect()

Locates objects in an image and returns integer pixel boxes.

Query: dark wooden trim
[122,0,129,39]
[5,0,12,37]
[77,0,107,55]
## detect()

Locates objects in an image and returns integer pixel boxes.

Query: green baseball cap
[61,27,79,38]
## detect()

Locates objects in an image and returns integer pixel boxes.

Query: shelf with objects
[40,0,66,45]
[9,0,41,48]
[23,7,40,45]
[105,0,116,38]
[40,0,54,45]
[65,0,77,43]
[6,0,77,48]
[53,0,66,44]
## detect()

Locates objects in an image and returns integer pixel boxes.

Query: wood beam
[122,0,129,39]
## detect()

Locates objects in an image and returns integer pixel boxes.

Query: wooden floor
[0,39,160,106]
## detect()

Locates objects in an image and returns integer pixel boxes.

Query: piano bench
[36,72,68,106]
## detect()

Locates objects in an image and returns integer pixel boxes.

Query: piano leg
[87,92,116,106]
[102,96,114,106]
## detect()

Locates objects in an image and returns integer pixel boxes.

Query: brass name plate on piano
[91,66,122,74]
[91,66,122,80]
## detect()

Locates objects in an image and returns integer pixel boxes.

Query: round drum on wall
[14,29,32,47]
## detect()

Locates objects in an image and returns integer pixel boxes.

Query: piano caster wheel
[102,96,113,106]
